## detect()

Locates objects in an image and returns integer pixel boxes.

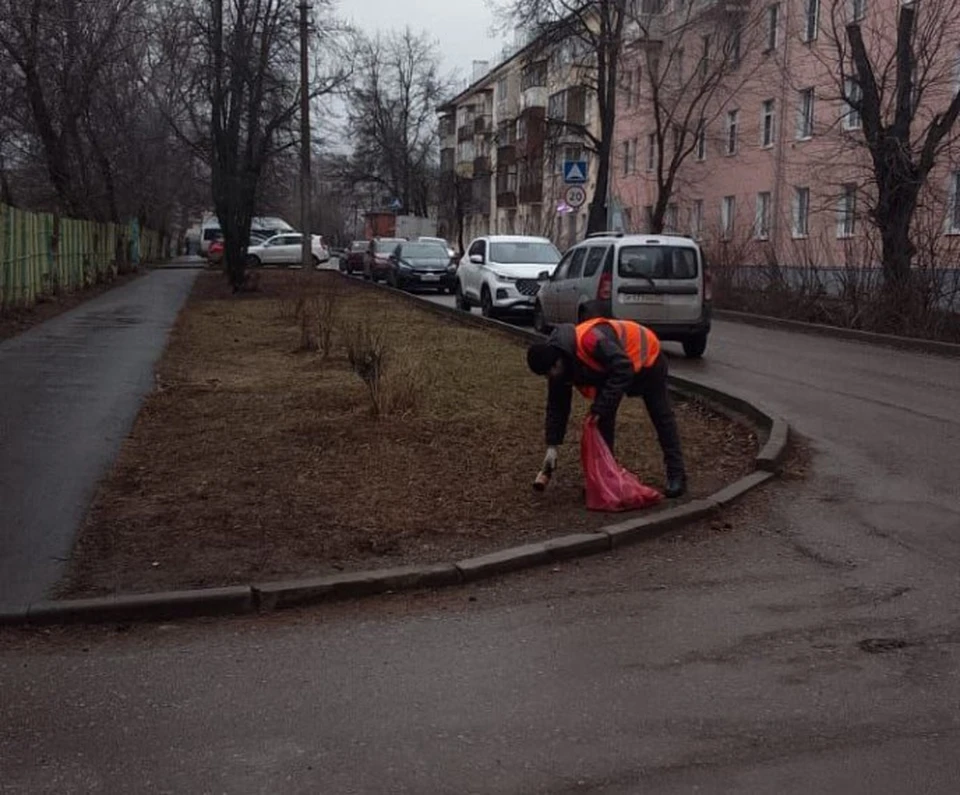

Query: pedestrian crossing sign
[563,160,588,184]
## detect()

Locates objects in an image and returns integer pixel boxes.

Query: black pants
[595,354,685,478]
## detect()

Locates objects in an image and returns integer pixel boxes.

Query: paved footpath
[0,264,198,608]
[3,309,960,793]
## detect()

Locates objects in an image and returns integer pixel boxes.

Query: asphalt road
[3,291,960,793]
[0,264,199,607]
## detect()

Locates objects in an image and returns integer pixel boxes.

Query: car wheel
[682,333,708,359]
[455,281,471,311]
[388,271,398,289]
[312,255,320,267]
[533,301,550,334]
[480,286,497,319]
[246,255,261,268]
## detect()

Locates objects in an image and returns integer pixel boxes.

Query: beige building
[438,38,601,251]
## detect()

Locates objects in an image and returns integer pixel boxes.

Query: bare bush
[345,322,425,417]
[298,298,319,352]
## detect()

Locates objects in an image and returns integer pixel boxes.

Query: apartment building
[438,36,601,250]
[612,0,960,268]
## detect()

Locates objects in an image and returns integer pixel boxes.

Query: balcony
[473,156,492,176]
[474,115,492,135]
[471,177,492,213]
[497,144,517,167]
[496,171,518,208]
[521,86,548,111]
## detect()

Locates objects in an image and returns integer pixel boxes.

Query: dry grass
[60,271,758,597]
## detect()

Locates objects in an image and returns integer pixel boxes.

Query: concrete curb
[0,279,789,627]
[714,308,960,359]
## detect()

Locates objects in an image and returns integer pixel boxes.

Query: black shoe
[665,474,687,499]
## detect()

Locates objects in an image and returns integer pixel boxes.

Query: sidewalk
[0,266,198,608]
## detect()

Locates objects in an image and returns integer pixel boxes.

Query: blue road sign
[563,160,588,184]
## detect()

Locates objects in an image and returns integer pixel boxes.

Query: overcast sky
[339,0,508,84]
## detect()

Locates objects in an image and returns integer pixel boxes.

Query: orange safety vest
[574,318,660,399]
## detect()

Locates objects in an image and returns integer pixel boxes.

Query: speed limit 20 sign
[565,185,587,209]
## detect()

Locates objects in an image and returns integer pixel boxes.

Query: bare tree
[343,29,452,217]
[823,0,960,294]
[156,0,349,290]
[496,0,632,234]
[623,0,763,233]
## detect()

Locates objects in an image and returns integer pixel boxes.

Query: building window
[691,199,704,239]
[761,99,776,147]
[950,172,960,233]
[623,207,633,231]
[696,120,707,160]
[675,48,685,84]
[804,0,819,42]
[728,26,742,70]
[629,138,639,173]
[647,133,657,171]
[843,79,862,130]
[837,184,857,238]
[793,186,810,237]
[622,141,631,176]
[766,4,779,51]
[850,0,866,22]
[721,196,736,240]
[665,204,679,232]
[953,49,960,97]
[635,65,644,103]
[700,35,710,81]
[726,109,739,155]
[755,192,771,239]
[797,88,815,139]
[643,205,654,232]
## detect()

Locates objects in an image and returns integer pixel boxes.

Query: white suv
[534,232,712,358]
[455,235,562,318]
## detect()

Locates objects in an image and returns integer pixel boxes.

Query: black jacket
[543,323,637,446]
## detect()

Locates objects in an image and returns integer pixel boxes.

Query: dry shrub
[298,297,319,352]
[345,321,426,417]
[293,281,343,356]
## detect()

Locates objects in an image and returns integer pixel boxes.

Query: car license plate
[420,273,440,282]
[622,293,664,304]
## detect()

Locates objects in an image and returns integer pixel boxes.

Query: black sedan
[387,241,458,293]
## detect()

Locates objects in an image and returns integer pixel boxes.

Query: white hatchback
[455,235,561,318]
[245,233,330,267]
[535,233,712,358]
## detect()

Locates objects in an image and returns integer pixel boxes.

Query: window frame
[721,195,736,240]
[761,99,776,148]
[755,192,771,240]
[843,79,862,130]
[837,184,857,239]
[797,88,815,140]
[793,187,811,238]
[726,109,739,155]
[804,0,820,43]
[765,4,779,52]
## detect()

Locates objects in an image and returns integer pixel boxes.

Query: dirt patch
[60,271,759,597]
[0,270,145,342]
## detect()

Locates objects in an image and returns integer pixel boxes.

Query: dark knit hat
[526,342,561,375]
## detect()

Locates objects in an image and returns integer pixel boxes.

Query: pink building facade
[612,0,960,269]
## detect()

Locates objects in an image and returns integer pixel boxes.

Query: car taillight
[704,271,713,301]
[597,271,612,301]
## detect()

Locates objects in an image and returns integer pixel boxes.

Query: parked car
[387,241,457,292]
[245,233,329,267]
[342,240,369,274]
[364,237,405,281]
[534,232,712,358]
[455,235,562,318]
[417,236,457,262]
[207,238,224,267]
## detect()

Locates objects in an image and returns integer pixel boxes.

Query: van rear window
[618,246,698,279]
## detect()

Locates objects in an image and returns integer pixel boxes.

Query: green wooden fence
[0,204,164,309]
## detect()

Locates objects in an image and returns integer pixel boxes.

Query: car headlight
[446,264,457,273]
[494,272,516,283]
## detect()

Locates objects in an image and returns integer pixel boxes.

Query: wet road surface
[2,289,960,793]
[0,266,198,607]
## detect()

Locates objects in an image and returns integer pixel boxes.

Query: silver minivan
[534,232,711,358]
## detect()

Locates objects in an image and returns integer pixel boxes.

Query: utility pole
[299,1,313,271]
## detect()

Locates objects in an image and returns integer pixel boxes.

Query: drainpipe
[771,0,793,260]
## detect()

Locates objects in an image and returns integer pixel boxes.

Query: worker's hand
[542,446,559,474]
